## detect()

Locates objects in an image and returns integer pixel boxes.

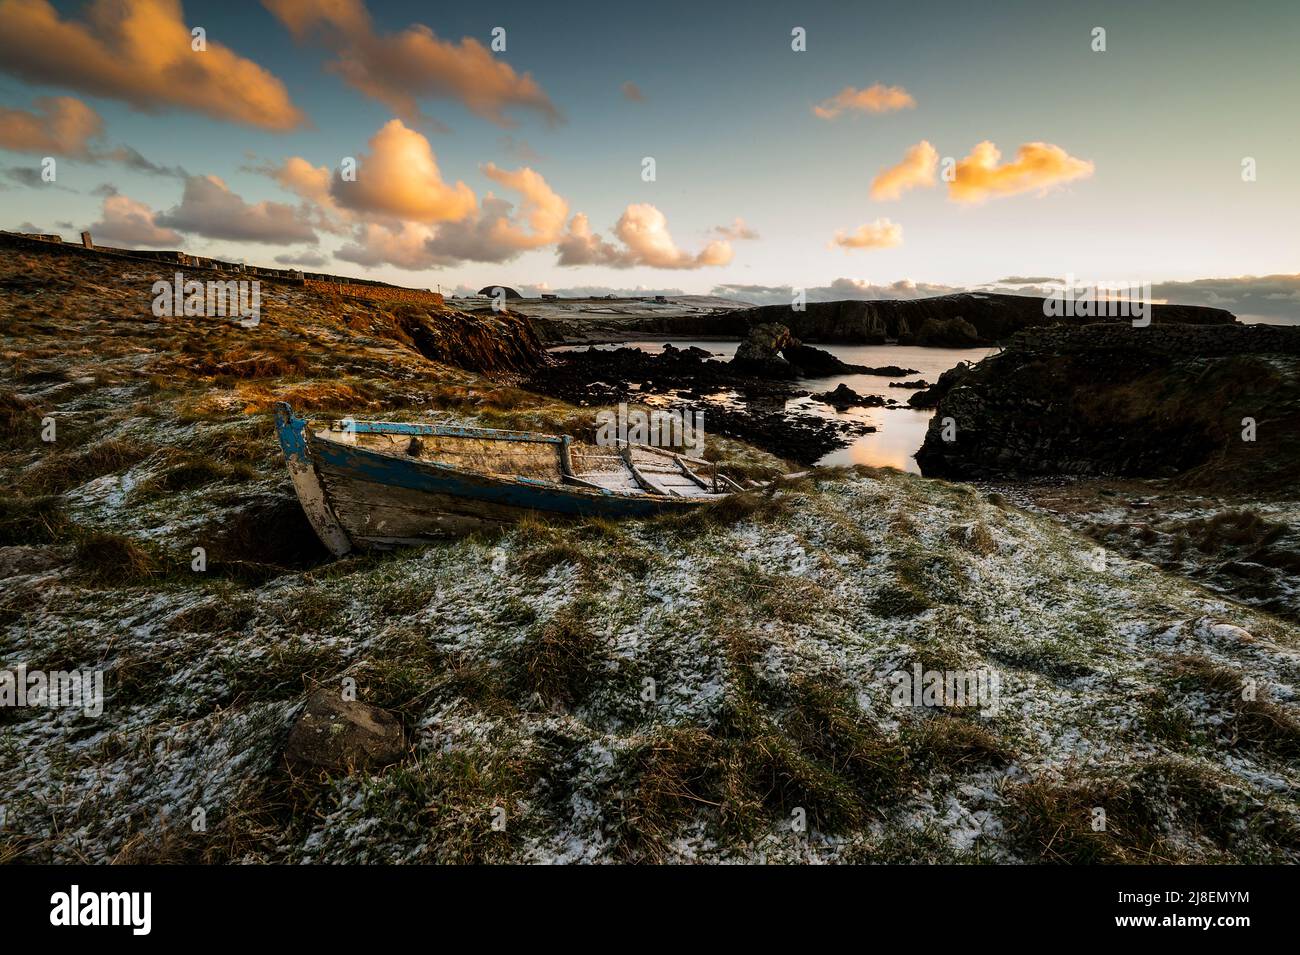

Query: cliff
[627,292,1238,345]
[0,234,546,376]
[916,323,1300,491]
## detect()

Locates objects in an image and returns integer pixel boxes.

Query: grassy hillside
[1,247,1297,863]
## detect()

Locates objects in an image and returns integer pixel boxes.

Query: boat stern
[273,402,353,558]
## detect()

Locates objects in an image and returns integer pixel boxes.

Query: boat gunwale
[309,427,720,506]
[328,418,568,444]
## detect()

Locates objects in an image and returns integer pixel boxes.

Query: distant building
[541,293,558,301]
[654,295,668,304]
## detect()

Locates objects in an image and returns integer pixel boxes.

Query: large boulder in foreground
[285,688,406,774]
[916,324,1300,491]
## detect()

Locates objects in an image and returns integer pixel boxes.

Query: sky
[1,0,1297,319]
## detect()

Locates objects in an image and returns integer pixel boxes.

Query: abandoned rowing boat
[274,402,745,556]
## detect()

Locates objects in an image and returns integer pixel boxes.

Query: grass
[0,494,68,545]
[21,438,152,494]
[1166,655,1300,760]
[1003,759,1300,864]
[71,529,160,585]
[506,604,609,707]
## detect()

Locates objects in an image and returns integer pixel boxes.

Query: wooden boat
[274,402,745,556]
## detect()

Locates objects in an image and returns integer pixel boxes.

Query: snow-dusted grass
[4,467,1298,863]
[3,247,1297,864]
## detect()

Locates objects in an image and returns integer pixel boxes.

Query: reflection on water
[551,339,995,473]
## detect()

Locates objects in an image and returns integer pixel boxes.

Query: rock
[915,324,1300,490]
[624,292,1237,345]
[731,322,799,376]
[285,688,406,774]
[913,316,982,347]
[908,362,973,409]
[1208,623,1255,643]
[813,383,884,409]
[890,379,930,389]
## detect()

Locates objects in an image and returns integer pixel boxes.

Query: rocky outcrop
[628,292,1237,346]
[730,323,918,378]
[388,305,546,374]
[916,324,1300,492]
[731,322,798,375]
[813,383,884,409]
[285,688,406,774]
[907,362,974,408]
[913,316,981,347]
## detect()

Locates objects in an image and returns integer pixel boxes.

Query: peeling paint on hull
[274,402,716,555]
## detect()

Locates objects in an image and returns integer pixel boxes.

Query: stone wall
[305,279,444,308]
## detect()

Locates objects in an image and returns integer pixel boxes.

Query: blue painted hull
[274,402,708,553]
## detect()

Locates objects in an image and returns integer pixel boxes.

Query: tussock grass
[21,438,152,494]
[1166,655,1300,760]
[507,604,608,706]
[180,340,310,380]
[0,389,37,445]
[72,530,160,585]
[1003,759,1300,864]
[904,714,1011,769]
[0,494,68,545]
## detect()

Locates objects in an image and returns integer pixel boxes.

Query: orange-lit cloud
[711,218,760,240]
[0,0,305,130]
[870,140,938,201]
[0,96,103,156]
[263,0,561,128]
[831,218,903,250]
[330,119,476,223]
[424,163,570,263]
[559,205,734,269]
[813,83,915,119]
[87,193,182,247]
[949,141,1094,203]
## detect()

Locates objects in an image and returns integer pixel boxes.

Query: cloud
[86,192,182,246]
[0,96,103,156]
[711,278,962,306]
[449,283,689,299]
[96,145,187,178]
[556,213,631,267]
[0,0,305,130]
[331,119,476,223]
[711,218,760,240]
[423,163,569,263]
[949,141,1094,203]
[831,218,903,250]
[558,205,734,270]
[813,83,915,119]
[499,135,541,163]
[334,162,572,268]
[870,140,938,201]
[1149,274,1300,322]
[994,275,1061,285]
[3,165,69,189]
[335,222,437,270]
[263,0,561,128]
[156,174,318,244]
[621,81,644,102]
[275,250,328,267]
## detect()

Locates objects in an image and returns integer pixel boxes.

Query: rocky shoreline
[523,325,924,464]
